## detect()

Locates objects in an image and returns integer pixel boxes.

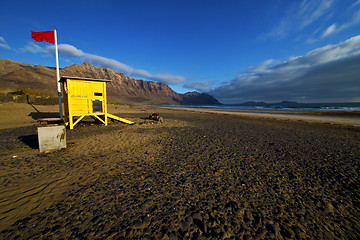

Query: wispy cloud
[19,42,45,53]
[351,0,360,8]
[322,23,337,37]
[337,8,360,30]
[183,81,215,92]
[211,35,360,103]
[22,42,186,85]
[267,0,334,39]
[299,0,334,28]
[321,9,360,38]
[0,36,11,50]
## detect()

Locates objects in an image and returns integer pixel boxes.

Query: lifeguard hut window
[92,99,103,113]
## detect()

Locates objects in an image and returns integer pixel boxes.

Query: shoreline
[162,106,360,127]
[1,102,359,130]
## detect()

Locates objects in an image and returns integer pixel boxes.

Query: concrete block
[38,125,66,152]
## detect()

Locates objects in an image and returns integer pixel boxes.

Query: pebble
[180,220,189,229]
[256,227,267,238]
[266,223,279,236]
[280,225,295,239]
[115,210,123,218]
[193,218,206,233]
[225,201,238,210]
[91,216,100,224]
[142,216,151,226]
[167,232,176,239]
[83,217,92,225]
[220,231,230,239]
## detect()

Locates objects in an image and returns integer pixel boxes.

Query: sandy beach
[165,107,360,128]
[0,102,359,239]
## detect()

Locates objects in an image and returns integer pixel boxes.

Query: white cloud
[55,44,85,57]
[321,9,360,39]
[267,0,334,39]
[298,0,334,28]
[242,59,274,74]
[0,36,11,50]
[322,23,337,37]
[211,35,360,103]
[19,42,46,53]
[268,0,360,42]
[23,42,186,85]
[184,81,215,92]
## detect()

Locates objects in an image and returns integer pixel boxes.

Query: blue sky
[1,0,360,103]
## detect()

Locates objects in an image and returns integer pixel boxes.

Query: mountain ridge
[0,59,221,105]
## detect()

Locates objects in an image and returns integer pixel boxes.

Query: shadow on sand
[27,102,60,120]
[22,102,59,149]
[18,134,39,149]
[28,112,61,120]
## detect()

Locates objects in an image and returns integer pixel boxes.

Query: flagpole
[54,28,63,119]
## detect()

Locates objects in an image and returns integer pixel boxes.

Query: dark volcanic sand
[0,109,360,239]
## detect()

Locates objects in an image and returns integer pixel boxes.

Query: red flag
[31,31,55,44]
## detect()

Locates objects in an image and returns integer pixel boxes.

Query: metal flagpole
[54,28,63,119]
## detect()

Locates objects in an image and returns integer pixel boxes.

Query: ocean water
[162,102,360,112]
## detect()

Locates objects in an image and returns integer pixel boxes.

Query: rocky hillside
[0,59,221,105]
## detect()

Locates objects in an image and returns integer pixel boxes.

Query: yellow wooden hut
[60,76,133,129]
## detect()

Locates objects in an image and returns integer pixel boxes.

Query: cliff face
[181,92,221,105]
[61,62,182,104]
[0,59,221,105]
[0,59,59,92]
